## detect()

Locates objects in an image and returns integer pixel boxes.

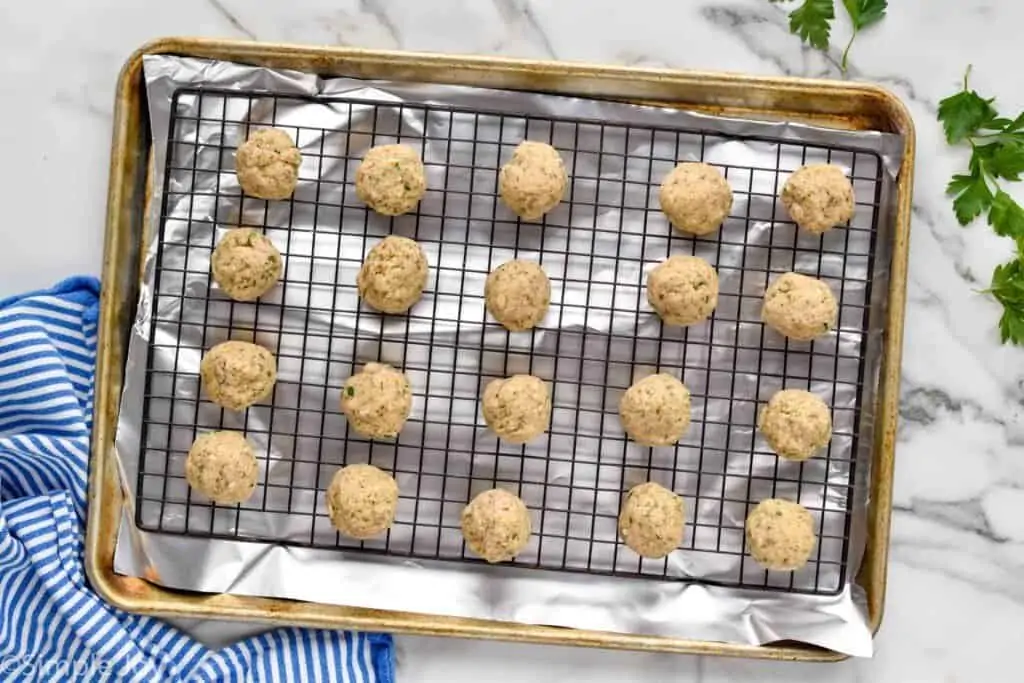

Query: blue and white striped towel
[0,277,394,682]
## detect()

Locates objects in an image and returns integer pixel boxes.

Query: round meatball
[200,341,277,411]
[211,228,283,301]
[646,254,719,326]
[762,272,837,341]
[185,431,259,505]
[619,374,691,447]
[461,488,532,563]
[482,375,551,444]
[484,260,550,331]
[498,141,567,220]
[659,162,733,236]
[781,164,855,234]
[357,236,429,314]
[235,128,301,200]
[341,363,413,439]
[326,464,399,539]
[618,482,685,559]
[759,389,832,461]
[745,499,817,571]
[355,144,427,216]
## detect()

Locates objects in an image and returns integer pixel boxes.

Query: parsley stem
[840,31,857,73]
[972,132,1021,145]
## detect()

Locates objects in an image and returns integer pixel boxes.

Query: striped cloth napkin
[0,277,394,682]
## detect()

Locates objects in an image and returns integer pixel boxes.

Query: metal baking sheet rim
[104,44,901,657]
[139,56,888,649]
[86,38,915,662]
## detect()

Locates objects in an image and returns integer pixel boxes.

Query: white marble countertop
[4,0,1022,680]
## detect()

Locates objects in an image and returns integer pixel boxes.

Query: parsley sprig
[939,67,1024,344]
[786,0,834,50]
[839,0,887,71]
[771,0,887,72]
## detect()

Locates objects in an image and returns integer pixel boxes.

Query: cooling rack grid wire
[136,86,884,597]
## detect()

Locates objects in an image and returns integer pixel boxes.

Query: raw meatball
[200,341,277,411]
[461,489,532,563]
[647,254,719,326]
[482,375,551,444]
[618,482,685,559]
[745,498,817,571]
[341,363,413,439]
[185,431,259,505]
[357,236,429,314]
[210,228,283,301]
[619,373,691,447]
[325,463,399,539]
[758,389,832,461]
[781,164,855,234]
[659,162,733,236]
[235,128,302,200]
[762,272,837,341]
[355,144,427,216]
[498,141,567,220]
[484,260,550,331]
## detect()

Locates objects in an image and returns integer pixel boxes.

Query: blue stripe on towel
[0,277,394,682]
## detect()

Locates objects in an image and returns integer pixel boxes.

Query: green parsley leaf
[788,0,835,51]
[946,173,976,196]
[1004,112,1024,134]
[985,143,1024,181]
[943,66,1024,345]
[938,88,999,144]
[345,386,355,397]
[838,0,887,71]
[1000,310,1024,345]
[981,117,1016,131]
[991,258,1024,303]
[947,171,993,225]
[842,0,886,30]
[988,190,1024,239]
[775,0,888,73]
[990,258,1024,344]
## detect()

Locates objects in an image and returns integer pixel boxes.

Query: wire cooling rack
[136,86,884,597]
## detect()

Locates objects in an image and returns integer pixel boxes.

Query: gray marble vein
[206,0,258,40]
[701,4,838,77]
[357,0,402,48]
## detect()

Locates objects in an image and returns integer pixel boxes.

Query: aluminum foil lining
[110,55,903,657]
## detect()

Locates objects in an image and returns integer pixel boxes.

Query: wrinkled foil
[111,55,903,657]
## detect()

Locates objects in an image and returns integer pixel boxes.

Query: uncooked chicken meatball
[762,272,837,341]
[481,374,551,444]
[659,162,733,235]
[461,488,532,563]
[498,141,567,220]
[619,374,691,447]
[781,164,854,234]
[484,260,551,331]
[618,482,685,558]
[357,236,429,314]
[340,363,413,439]
[746,498,817,571]
[646,254,719,326]
[211,228,282,301]
[235,128,301,200]
[758,389,832,461]
[326,463,400,539]
[355,144,427,216]
[185,431,259,505]
[200,341,277,411]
